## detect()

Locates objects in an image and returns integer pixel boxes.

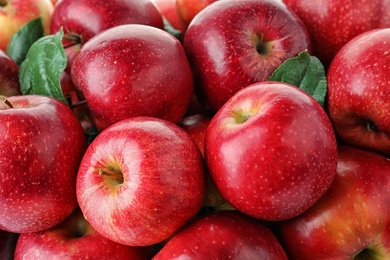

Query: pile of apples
[1,0,390,259]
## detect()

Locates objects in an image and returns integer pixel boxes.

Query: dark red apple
[0,50,21,96]
[71,24,194,131]
[326,28,390,156]
[205,81,338,221]
[183,0,311,112]
[0,230,19,260]
[0,95,87,233]
[154,210,288,259]
[14,208,153,259]
[277,145,390,259]
[76,116,206,246]
[283,0,390,68]
[50,0,164,72]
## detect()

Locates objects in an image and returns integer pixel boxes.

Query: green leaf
[19,28,68,105]
[6,17,45,66]
[268,50,327,107]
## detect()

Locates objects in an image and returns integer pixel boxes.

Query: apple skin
[153,0,186,32]
[0,95,87,233]
[276,145,390,259]
[153,210,288,259]
[183,0,311,112]
[71,24,194,131]
[14,208,153,260]
[326,28,390,157]
[205,81,338,221]
[76,116,206,247]
[0,50,21,96]
[283,0,390,68]
[0,0,53,51]
[176,0,216,28]
[50,0,164,72]
[0,230,19,260]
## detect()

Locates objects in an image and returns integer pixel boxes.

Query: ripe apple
[282,0,390,68]
[0,50,21,96]
[183,0,311,112]
[176,0,216,28]
[205,81,338,221]
[0,230,19,260]
[154,210,288,259]
[326,28,390,156]
[277,145,390,259]
[14,208,153,259]
[153,0,186,32]
[71,24,194,131]
[50,0,164,72]
[76,116,206,246]
[0,95,87,233]
[0,0,53,51]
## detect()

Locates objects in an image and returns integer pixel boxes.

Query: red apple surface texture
[277,145,390,259]
[326,28,390,156]
[50,0,164,72]
[0,50,21,96]
[76,116,205,247]
[205,81,338,221]
[71,24,194,131]
[0,0,53,51]
[154,210,288,259]
[0,95,87,233]
[183,0,311,112]
[283,0,390,68]
[175,0,217,28]
[14,208,152,260]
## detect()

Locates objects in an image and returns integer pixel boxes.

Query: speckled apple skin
[205,82,338,221]
[283,0,390,67]
[0,95,87,233]
[154,210,288,259]
[183,0,311,112]
[71,24,195,131]
[76,117,206,247]
[277,145,390,259]
[327,28,390,156]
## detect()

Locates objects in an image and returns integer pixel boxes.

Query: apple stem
[70,100,87,109]
[366,120,378,132]
[0,95,14,108]
[98,168,124,184]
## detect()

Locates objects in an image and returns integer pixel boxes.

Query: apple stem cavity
[252,34,270,56]
[98,166,124,185]
[0,0,7,7]
[0,95,14,108]
[366,120,379,132]
[63,34,82,48]
[354,248,375,260]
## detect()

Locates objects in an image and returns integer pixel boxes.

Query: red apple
[0,95,87,233]
[154,210,288,259]
[282,0,390,68]
[277,145,390,259]
[76,116,206,246]
[205,81,338,221]
[153,0,186,32]
[50,0,164,72]
[0,230,19,260]
[326,28,390,156]
[0,0,53,51]
[0,50,21,96]
[176,0,216,28]
[14,208,153,259]
[71,24,194,131]
[183,0,311,112]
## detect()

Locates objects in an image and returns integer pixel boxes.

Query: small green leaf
[269,50,327,107]
[6,17,45,66]
[19,28,68,105]
[163,17,182,40]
